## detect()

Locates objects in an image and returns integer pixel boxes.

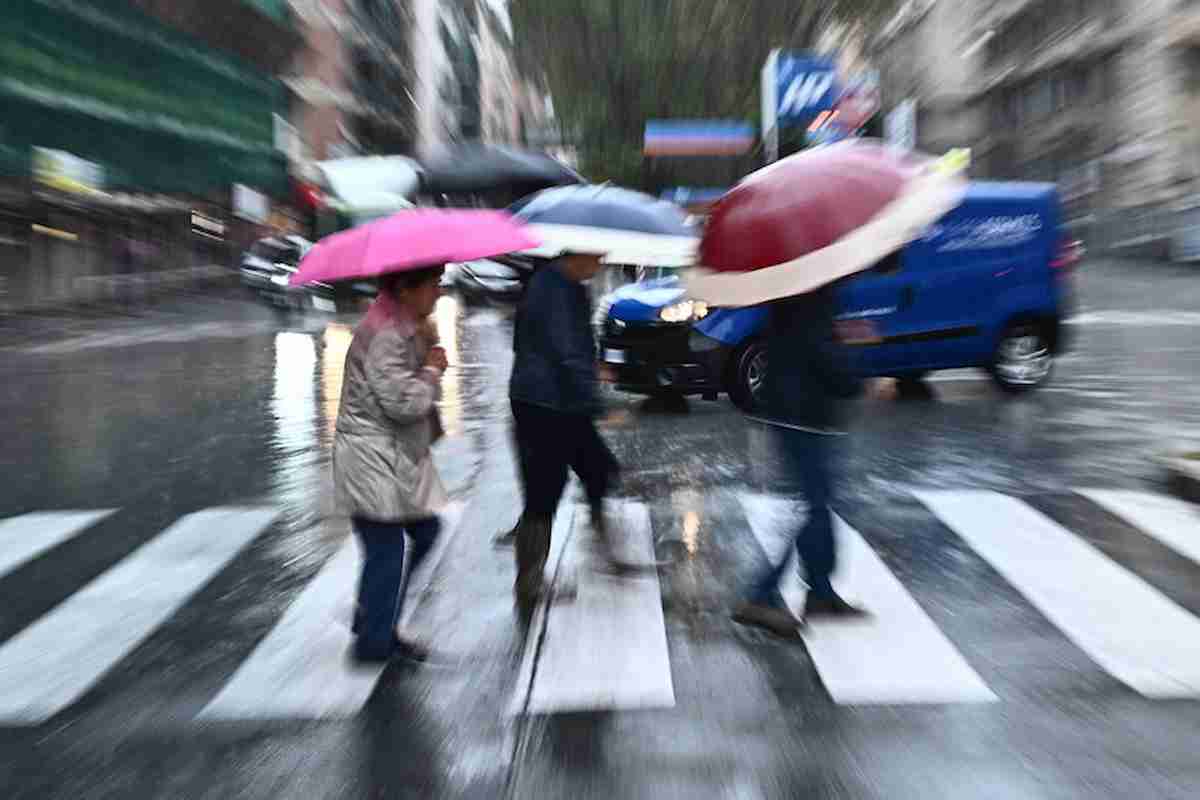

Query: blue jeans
[748,428,837,606]
[352,516,441,658]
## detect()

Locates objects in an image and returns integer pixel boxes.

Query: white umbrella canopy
[317,156,422,206]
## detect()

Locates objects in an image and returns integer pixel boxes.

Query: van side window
[869,252,902,276]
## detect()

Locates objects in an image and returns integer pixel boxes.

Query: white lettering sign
[779,72,835,116]
[923,215,1043,251]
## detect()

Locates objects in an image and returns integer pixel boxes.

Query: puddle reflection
[270,332,321,514]
[671,489,704,558]
[434,294,463,436]
[320,323,353,446]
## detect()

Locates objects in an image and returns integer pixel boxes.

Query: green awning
[0,0,289,196]
[241,0,292,25]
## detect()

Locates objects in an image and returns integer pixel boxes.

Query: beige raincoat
[332,300,446,522]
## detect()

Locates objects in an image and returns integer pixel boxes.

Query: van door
[898,197,1047,371]
[834,250,922,376]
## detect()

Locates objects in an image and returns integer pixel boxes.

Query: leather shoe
[732,602,802,639]
[803,593,868,620]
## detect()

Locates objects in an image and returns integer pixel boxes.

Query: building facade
[288,0,549,162]
[869,0,1200,253]
[0,0,303,311]
[0,0,298,196]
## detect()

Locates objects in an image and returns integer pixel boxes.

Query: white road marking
[916,490,1200,698]
[739,493,997,705]
[0,510,116,579]
[1076,489,1200,566]
[510,503,578,716]
[200,504,463,720]
[513,501,675,715]
[0,507,279,723]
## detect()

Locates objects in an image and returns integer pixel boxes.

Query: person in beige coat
[333,265,448,663]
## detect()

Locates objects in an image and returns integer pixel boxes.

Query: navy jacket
[760,286,861,432]
[509,262,598,416]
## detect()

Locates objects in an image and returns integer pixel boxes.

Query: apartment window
[1025,79,1054,119]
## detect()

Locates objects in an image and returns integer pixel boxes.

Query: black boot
[514,514,552,603]
[493,511,522,548]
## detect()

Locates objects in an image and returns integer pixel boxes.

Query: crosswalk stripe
[200,504,464,720]
[0,507,279,723]
[1075,489,1200,566]
[739,493,997,705]
[0,510,117,580]
[916,490,1200,698]
[513,501,675,715]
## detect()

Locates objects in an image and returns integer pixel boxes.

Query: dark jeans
[748,428,837,606]
[511,400,617,517]
[352,515,441,657]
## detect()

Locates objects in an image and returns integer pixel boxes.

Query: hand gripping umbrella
[683,142,969,306]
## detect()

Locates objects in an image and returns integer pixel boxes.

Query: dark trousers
[352,515,441,657]
[511,400,617,517]
[749,428,837,606]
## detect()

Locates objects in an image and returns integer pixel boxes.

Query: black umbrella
[420,143,584,196]
[511,184,699,267]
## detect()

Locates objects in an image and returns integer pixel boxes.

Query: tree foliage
[511,0,898,188]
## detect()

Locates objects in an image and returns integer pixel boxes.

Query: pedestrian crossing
[0,507,279,723]
[0,489,1196,725]
[915,491,1200,698]
[511,501,675,716]
[739,494,997,705]
[200,503,463,721]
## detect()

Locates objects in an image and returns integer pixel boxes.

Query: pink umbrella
[291,209,539,285]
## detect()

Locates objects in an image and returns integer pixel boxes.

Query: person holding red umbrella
[685,142,969,637]
[291,209,539,662]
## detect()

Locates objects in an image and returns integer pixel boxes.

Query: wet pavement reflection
[1,257,1200,798]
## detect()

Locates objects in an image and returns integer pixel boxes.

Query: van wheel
[990,323,1053,392]
[728,340,768,412]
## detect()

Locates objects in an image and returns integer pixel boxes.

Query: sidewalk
[1,263,236,319]
[0,281,275,354]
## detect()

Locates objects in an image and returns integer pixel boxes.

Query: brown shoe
[732,602,802,639]
[803,593,868,621]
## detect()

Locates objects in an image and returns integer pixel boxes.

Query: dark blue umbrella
[510,184,698,266]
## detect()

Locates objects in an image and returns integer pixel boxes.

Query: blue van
[598,182,1082,410]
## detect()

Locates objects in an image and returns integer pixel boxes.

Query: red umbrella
[684,141,967,306]
[290,209,539,286]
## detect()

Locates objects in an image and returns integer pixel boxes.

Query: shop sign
[233,184,270,224]
[33,147,105,195]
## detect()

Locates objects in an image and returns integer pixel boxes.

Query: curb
[1160,452,1200,504]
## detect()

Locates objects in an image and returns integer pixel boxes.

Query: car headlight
[659,300,709,323]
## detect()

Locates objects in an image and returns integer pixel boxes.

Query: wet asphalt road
[1,258,1199,799]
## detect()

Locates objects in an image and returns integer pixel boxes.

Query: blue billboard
[774,52,840,124]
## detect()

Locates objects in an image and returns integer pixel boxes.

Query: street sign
[774,53,839,123]
[643,120,755,156]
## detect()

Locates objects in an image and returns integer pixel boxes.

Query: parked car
[239,236,311,292]
[599,182,1083,410]
[242,234,374,312]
